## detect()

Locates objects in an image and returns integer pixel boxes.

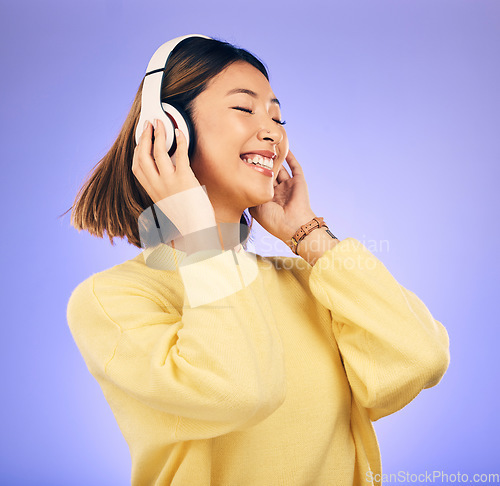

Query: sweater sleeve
[307,237,450,422]
[67,236,287,442]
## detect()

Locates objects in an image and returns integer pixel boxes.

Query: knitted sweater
[67,236,449,486]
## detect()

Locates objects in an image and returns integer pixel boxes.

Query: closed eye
[232,106,286,126]
[232,106,253,114]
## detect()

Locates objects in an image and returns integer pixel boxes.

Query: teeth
[242,154,273,170]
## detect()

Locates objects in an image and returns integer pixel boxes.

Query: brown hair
[59,36,270,249]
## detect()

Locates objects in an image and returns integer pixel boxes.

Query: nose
[257,122,284,145]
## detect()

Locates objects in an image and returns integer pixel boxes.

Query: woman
[67,35,450,485]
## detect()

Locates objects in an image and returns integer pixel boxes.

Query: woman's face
[189,60,289,222]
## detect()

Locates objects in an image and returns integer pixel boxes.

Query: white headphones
[135,34,212,165]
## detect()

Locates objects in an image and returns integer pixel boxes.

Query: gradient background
[1,0,499,484]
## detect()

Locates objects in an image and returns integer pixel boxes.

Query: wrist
[155,185,216,236]
[284,214,340,264]
[296,227,340,265]
[281,211,317,243]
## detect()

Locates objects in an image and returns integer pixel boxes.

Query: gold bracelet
[286,216,338,255]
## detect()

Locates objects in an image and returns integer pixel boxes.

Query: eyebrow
[225,88,281,108]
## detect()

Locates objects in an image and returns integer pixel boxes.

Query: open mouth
[240,155,274,178]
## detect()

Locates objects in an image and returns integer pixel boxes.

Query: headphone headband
[135,34,213,164]
[144,34,211,74]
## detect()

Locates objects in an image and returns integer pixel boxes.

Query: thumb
[248,205,261,221]
[174,128,190,168]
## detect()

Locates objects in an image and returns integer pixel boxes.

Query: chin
[250,188,274,206]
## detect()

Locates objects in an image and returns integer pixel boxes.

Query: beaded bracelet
[286,216,338,255]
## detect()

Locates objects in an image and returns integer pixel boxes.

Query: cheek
[196,112,242,153]
[277,135,289,164]
[281,131,289,153]
[191,121,222,162]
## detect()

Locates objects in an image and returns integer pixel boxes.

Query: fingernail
[153,119,158,130]
[175,128,180,137]
[143,120,149,130]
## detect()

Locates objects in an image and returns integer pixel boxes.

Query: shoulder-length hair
[61,36,270,250]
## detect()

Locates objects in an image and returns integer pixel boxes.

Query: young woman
[66,36,450,486]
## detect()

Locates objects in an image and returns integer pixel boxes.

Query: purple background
[1,0,499,484]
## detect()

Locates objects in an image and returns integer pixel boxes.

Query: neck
[214,217,246,252]
[208,194,249,252]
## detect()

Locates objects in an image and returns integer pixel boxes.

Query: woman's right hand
[133,119,218,239]
[132,119,201,204]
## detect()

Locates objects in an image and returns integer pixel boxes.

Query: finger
[138,120,153,158]
[132,144,139,169]
[276,165,291,183]
[131,148,147,185]
[174,128,190,169]
[153,119,175,174]
[285,149,304,177]
[136,121,159,177]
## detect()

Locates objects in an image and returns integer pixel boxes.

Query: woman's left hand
[248,149,316,243]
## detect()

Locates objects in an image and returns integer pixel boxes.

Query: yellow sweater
[67,237,450,485]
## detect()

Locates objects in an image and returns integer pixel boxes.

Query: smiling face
[188,60,289,223]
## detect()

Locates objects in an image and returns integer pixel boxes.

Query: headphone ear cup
[161,102,195,161]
